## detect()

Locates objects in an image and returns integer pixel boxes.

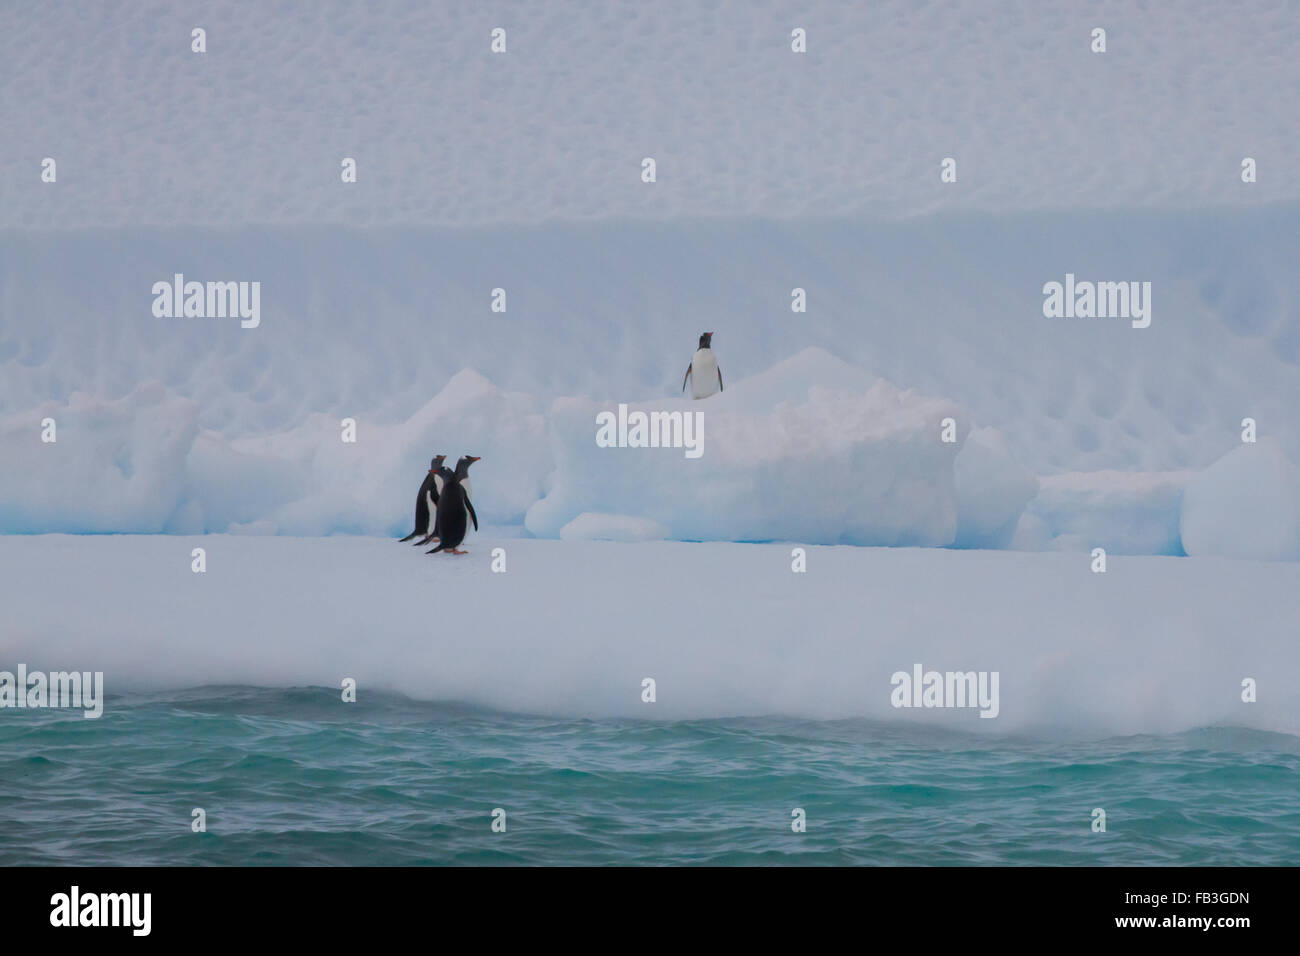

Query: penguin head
[429,453,447,473]
[454,455,481,478]
[698,332,713,349]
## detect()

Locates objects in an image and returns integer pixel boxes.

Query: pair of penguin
[397,454,479,555]
[682,332,723,399]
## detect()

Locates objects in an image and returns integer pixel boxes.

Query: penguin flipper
[682,364,692,393]
[717,366,723,392]
[426,542,448,555]
[465,497,478,532]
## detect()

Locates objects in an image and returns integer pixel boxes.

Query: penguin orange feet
[448,549,467,555]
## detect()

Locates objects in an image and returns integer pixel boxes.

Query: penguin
[681,331,723,400]
[398,454,446,542]
[427,456,480,555]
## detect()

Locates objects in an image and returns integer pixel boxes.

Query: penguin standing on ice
[427,456,480,555]
[398,454,446,542]
[682,332,723,399]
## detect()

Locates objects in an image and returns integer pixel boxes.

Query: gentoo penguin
[427,456,480,555]
[681,332,723,400]
[398,454,446,542]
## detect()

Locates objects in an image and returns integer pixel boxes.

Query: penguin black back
[398,453,445,541]
[427,456,480,555]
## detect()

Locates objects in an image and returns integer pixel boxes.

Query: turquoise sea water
[2,687,1299,866]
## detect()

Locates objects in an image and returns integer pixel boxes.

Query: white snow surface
[3,3,1297,741]
[953,427,1038,549]
[1181,439,1300,562]
[3,331,1299,558]
[2,1,1298,558]
[4,1,1300,228]
[3,535,1297,737]
[1,369,551,535]
[3,211,1298,479]
[559,513,668,543]
[1014,469,1192,556]
[527,350,967,546]
[0,349,985,546]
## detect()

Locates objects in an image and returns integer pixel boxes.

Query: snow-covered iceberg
[3,347,1298,563]
[0,370,551,537]
[0,382,199,534]
[952,427,1039,549]
[1,349,1004,547]
[526,349,970,546]
[1013,470,1191,556]
[7,533,1299,736]
[1181,439,1300,561]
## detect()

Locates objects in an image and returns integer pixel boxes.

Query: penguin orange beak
[468,456,481,463]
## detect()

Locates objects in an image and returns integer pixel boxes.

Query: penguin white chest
[689,348,720,399]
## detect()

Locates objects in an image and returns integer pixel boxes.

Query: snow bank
[4,211,1298,478]
[526,349,968,547]
[559,513,669,543]
[13,350,972,543]
[13,349,981,544]
[6,535,1298,737]
[1181,440,1300,561]
[0,383,198,533]
[952,427,1039,549]
[232,369,551,535]
[1014,470,1191,555]
[0,371,550,536]
[4,346,1298,562]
